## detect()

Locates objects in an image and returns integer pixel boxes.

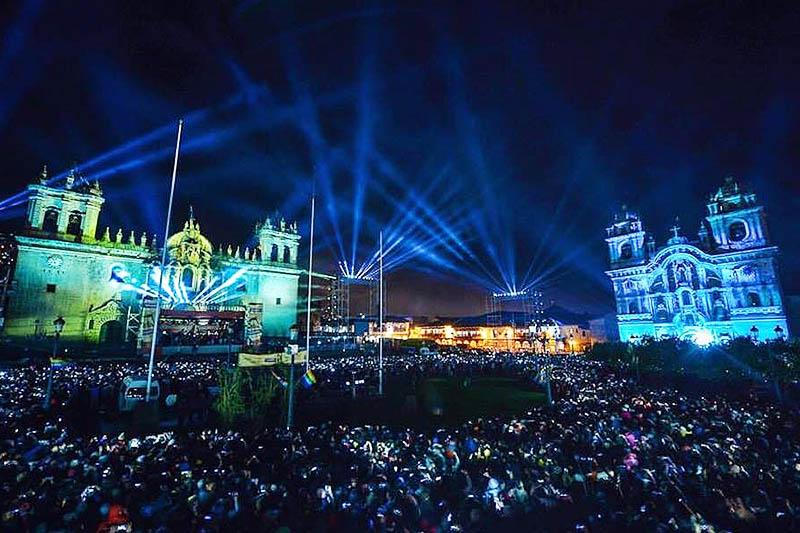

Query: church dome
[166,208,213,266]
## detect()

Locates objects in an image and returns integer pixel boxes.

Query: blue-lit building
[605,177,789,344]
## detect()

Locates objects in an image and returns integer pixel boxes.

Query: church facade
[2,167,302,347]
[605,177,789,344]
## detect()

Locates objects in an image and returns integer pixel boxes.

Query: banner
[237,350,307,368]
[245,303,263,346]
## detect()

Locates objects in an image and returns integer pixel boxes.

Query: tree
[214,368,245,427]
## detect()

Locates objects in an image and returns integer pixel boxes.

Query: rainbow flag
[299,369,317,389]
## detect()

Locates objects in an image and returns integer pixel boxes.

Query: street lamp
[750,325,759,343]
[44,316,65,410]
[226,323,235,368]
[286,324,299,430]
[628,334,640,382]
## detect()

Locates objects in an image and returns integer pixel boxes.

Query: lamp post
[286,324,299,430]
[44,316,65,411]
[750,325,759,343]
[226,323,235,368]
[628,334,640,382]
[769,325,784,404]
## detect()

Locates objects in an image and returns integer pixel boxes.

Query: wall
[5,237,151,341]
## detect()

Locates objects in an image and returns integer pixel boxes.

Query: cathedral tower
[256,216,300,265]
[25,165,104,241]
[705,176,768,251]
[605,207,648,268]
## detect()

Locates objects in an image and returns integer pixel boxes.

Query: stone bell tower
[25,165,105,241]
[256,216,300,265]
[705,176,768,252]
[605,206,648,269]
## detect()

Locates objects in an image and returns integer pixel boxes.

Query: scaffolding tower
[333,273,380,340]
[487,289,544,327]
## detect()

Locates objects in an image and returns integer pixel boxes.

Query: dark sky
[1,0,799,317]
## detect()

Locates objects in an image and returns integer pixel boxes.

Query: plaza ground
[302,376,547,428]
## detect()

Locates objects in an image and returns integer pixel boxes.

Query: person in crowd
[0,350,797,531]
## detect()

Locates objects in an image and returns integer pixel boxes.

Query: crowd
[1,350,799,531]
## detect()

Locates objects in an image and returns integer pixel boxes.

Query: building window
[270,244,279,262]
[46,284,56,293]
[728,221,747,242]
[88,319,95,330]
[620,243,632,260]
[66,212,82,237]
[283,245,291,263]
[42,208,59,233]
[275,297,282,305]
[706,270,722,288]
[628,301,638,314]
[182,268,194,289]
[681,292,692,306]
[748,292,761,307]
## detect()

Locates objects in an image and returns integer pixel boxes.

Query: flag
[50,358,72,368]
[299,369,317,388]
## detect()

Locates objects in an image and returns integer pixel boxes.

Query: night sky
[1,0,799,317]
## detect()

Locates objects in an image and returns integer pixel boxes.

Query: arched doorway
[99,320,124,345]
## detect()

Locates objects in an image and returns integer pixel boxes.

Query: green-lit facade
[2,169,302,347]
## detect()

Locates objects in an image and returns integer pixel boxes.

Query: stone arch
[42,207,59,232]
[728,220,748,242]
[181,266,194,289]
[66,211,82,236]
[747,292,761,307]
[99,320,124,345]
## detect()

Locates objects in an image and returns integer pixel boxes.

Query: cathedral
[605,177,789,344]
[2,167,302,349]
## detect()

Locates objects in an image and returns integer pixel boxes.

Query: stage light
[692,329,714,347]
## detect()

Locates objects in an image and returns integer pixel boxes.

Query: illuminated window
[46,284,56,293]
[728,221,747,242]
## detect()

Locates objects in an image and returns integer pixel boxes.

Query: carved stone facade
[2,170,303,344]
[605,177,789,343]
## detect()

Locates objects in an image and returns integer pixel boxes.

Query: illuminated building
[371,312,594,353]
[606,177,789,343]
[1,167,302,349]
[0,234,16,330]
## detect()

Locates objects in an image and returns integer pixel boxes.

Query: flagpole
[378,229,383,396]
[305,192,315,371]
[146,119,183,402]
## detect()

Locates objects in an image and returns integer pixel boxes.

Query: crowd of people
[1,349,799,531]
